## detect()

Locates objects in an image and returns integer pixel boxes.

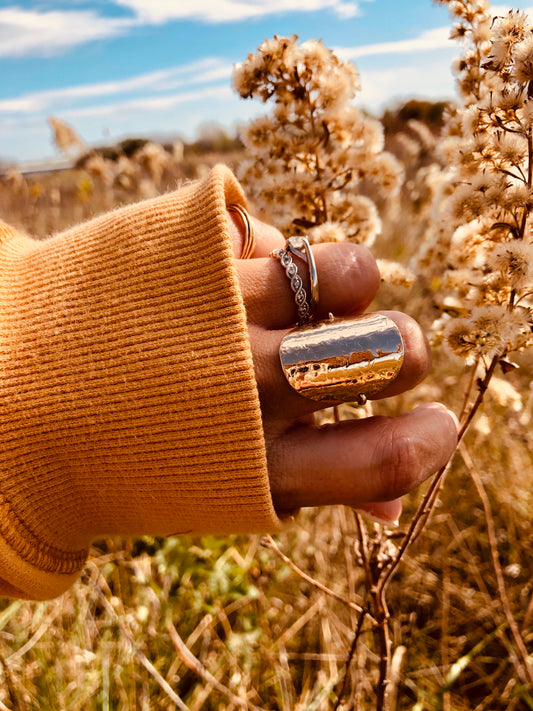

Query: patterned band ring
[285,236,319,315]
[270,236,318,325]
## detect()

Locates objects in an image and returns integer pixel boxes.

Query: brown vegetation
[0,10,532,708]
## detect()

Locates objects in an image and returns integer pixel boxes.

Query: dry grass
[0,137,532,710]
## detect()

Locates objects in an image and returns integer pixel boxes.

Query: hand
[228,211,459,524]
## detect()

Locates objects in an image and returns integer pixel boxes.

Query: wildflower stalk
[384,0,533,692]
[354,513,392,710]
[460,442,533,686]
[264,534,374,621]
[380,352,500,595]
[236,13,533,705]
[333,609,368,711]
[233,35,402,248]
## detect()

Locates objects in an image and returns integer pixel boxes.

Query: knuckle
[382,428,421,497]
[320,242,380,311]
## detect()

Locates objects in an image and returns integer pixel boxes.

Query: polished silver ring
[279,313,405,403]
[271,236,319,325]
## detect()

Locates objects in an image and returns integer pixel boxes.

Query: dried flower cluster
[233,35,403,248]
[80,140,182,202]
[419,2,533,368]
[48,116,86,157]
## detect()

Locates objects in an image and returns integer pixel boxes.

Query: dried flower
[377,260,416,289]
[489,240,533,289]
[489,375,523,411]
[418,1,533,369]
[48,116,85,157]
[233,34,402,249]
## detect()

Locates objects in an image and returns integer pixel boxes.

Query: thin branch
[495,167,525,183]
[0,649,24,711]
[354,513,373,589]
[380,353,501,594]
[354,515,391,711]
[460,442,533,687]
[333,610,368,711]
[96,584,189,711]
[264,535,376,623]
[167,622,264,711]
[459,357,481,423]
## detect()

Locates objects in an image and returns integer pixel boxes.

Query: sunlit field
[1,1,533,709]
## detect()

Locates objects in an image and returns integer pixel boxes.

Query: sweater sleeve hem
[0,166,281,598]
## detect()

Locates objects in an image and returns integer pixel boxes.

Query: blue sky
[0,0,529,164]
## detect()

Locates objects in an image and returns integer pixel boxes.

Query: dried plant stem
[380,353,501,594]
[387,644,406,711]
[354,514,391,711]
[7,609,60,663]
[95,585,189,711]
[0,649,23,711]
[374,589,391,710]
[167,622,264,710]
[441,549,451,711]
[460,356,481,421]
[333,609,368,711]
[264,535,375,622]
[378,459,449,597]
[459,442,533,687]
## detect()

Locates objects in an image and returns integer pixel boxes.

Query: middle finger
[238,241,380,330]
[255,310,431,420]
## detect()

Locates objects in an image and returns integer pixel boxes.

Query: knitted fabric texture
[0,165,280,600]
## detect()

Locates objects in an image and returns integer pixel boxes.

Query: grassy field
[0,111,532,711]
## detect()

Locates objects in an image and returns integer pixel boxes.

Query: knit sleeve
[0,165,281,600]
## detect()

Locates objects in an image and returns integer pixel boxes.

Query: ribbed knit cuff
[0,166,280,599]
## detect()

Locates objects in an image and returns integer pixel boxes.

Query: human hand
[228,210,459,525]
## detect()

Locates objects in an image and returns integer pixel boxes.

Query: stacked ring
[270,236,319,325]
[227,204,256,259]
[272,236,405,405]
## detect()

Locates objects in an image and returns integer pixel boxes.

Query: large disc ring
[279,313,405,403]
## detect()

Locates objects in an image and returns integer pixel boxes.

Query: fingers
[229,211,380,327]
[356,499,403,526]
[239,242,380,329]
[255,311,431,419]
[229,210,457,521]
[227,210,284,259]
[267,403,459,512]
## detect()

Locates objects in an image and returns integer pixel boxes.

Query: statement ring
[279,313,404,403]
[228,204,256,259]
[271,236,319,325]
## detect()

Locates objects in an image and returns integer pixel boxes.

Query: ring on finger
[228,204,256,259]
[279,313,405,404]
[270,236,319,325]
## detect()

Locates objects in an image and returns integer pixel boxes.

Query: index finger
[227,211,285,258]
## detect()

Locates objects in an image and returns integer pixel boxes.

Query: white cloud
[113,0,364,24]
[61,85,234,120]
[0,6,133,57]
[0,58,232,115]
[0,0,374,57]
[491,4,533,15]
[357,58,456,112]
[336,27,452,61]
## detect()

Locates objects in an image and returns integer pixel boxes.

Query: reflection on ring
[279,313,404,402]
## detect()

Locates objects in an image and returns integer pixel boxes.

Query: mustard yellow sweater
[0,166,280,600]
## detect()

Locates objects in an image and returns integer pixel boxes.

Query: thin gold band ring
[227,204,256,259]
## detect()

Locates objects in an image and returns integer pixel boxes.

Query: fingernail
[417,402,460,434]
[355,508,400,528]
[279,313,404,402]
